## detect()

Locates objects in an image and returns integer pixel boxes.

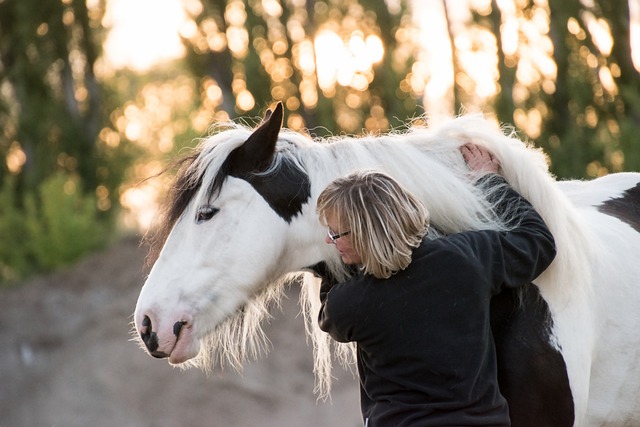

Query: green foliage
[0,0,127,284]
[0,173,110,284]
[0,177,30,282]
[475,0,640,178]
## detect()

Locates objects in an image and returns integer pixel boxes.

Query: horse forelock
[144,125,253,266]
[143,149,201,267]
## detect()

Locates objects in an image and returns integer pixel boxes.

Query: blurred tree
[0,0,129,281]
[3,0,639,280]
[1,0,102,189]
[116,0,640,244]
[465,0,640,178]
[180,0,419,135]
[175,0,638,177]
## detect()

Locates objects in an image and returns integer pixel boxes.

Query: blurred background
[1,0,639,282]
[0,0,639,425]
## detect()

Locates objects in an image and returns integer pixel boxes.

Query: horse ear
[261,107,273,124]
[229,102,283,174]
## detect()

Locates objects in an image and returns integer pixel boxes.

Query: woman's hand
[460,143,500,176]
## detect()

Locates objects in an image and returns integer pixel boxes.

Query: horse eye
[196,206,219,224]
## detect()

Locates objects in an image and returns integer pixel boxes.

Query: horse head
[134,103,330,366]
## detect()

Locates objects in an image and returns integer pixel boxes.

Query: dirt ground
[0,238,361,427]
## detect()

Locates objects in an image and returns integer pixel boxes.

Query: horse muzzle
[136,312,200,364]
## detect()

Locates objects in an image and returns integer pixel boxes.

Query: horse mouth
[167,336,201,364]
[151,350,170,359]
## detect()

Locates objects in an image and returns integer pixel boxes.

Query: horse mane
[144,114,596,399]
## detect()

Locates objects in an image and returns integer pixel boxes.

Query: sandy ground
[0,238,361,427]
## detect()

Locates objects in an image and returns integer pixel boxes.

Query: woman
[315,144,556,426]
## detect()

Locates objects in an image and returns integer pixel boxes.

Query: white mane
[180,114,595,398]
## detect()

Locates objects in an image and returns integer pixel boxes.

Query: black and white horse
[134,103,640,426]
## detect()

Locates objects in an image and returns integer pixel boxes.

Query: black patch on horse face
[491,285,574,427]
[205,102,309,223]
[231,156,311,223]
[597,183,640,232]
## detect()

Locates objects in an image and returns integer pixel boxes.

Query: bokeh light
[95,0,640,227]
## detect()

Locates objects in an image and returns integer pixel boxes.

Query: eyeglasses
[327,228,351,244]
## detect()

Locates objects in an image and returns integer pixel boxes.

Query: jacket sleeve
[306,261,338,304]
[475,174,557,290]
[318,275,364,343]
[317,286,353,342]
[307,262,357,342]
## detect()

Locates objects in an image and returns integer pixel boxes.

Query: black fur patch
[231,156,311,223]
[598,183,640,232]
[491,286,574,426]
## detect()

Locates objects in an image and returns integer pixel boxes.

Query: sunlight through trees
[1,0,639,280]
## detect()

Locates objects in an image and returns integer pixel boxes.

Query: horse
[134,102,640,426]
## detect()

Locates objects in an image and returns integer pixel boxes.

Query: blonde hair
[317,170,430,279]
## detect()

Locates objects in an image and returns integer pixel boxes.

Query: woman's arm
[461,143,556,289]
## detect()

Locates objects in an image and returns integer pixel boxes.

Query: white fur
[136,115,640,425]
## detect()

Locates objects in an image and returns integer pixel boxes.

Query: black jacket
[318,175,556,426]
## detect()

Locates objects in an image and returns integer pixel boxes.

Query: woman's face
[324,211,362,265]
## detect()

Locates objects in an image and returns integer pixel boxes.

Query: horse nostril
[143,331,160,353]
[173,320,187,337]
[140,315,164,356]
[140,315,153,339]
